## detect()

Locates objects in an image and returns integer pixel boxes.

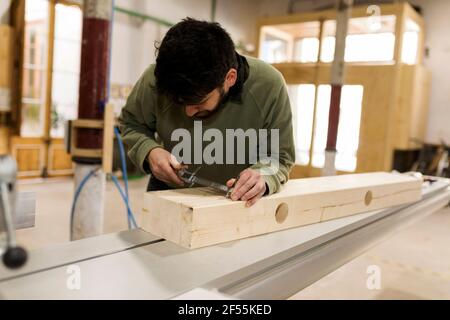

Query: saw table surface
[0,177,448,299]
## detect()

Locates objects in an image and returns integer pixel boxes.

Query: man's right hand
[148,148,185,186]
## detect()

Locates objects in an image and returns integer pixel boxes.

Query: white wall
[408,0,450,144]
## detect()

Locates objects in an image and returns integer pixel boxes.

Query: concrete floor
[14,177,450,299]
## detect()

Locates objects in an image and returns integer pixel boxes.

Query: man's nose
[185,105,199,117]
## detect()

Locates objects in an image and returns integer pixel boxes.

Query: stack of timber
[142,172,422,249]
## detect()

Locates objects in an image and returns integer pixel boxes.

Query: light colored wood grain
[0,25,13,112]
[142,172,422,249]
[260,2,428,177]
[0,127,9,154]
[277,63,397,174]
[72,119,104,129]
[48,142,73,172]
[257,3,402,28]
[102,104,115,174]
[0,25,13,88]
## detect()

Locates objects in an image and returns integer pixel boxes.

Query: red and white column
[323,0,353,176]
[72,0,113,240]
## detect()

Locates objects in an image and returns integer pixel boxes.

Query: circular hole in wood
[275,202,289,224]
[365,190,373,206]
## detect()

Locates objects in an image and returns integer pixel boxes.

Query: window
[288,84,315,165]
[294,37,319,63]
[320,15,397,63]
[21,0,49,137]
[50,3,83,138]
[260,28,291,63]
[312,85,364,172]
[401,19,420,65]
[260,22,320,63]
[312,85,331,168]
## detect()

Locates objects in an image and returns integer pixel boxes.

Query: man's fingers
[231,169,261,200]
[241,182,264,201]
[153,168,171,185]
[232,170,250,191]
[169,154,183,170]
[231,175,253,200]
[226,178,236,188]
[246,190,265,207]
[162,163,184,186]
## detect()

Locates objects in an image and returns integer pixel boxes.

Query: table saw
[0,177,449,299]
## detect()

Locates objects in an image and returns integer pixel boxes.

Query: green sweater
[118,56,295,195]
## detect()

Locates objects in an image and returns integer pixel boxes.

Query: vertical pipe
[308,19,324,174]
[72,164,105,240]
[9,0,25,134]
[322,0,353,176]
[76,0,112,155]
[72,0,113,240]
[42,0,56,177]
[211,0,217,22]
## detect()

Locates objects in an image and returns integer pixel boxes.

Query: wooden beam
[142,172,422,249]
[9,0,25,134]
[257,3,403,28]
[102,104,114,174]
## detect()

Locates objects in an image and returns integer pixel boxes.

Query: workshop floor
[15,177,450,300]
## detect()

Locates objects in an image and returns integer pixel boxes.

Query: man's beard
[193,86,227,119]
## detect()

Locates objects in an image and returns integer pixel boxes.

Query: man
[118,18,295,207]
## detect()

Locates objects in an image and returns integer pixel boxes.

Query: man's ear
[224,68,237,89]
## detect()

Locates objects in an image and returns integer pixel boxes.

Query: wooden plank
[70,147,102,158]
[48,142,73,174]
[102,104,115,174]
[275,63,396,174]
[142,172,422,249]
[257,3,402,28]
[72,119,104,129]
[0,126,9,154]
[10,0,25,131]
[0,25,13,112]
[42,0,56,176]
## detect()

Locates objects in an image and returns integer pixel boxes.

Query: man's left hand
[226,168,267,207]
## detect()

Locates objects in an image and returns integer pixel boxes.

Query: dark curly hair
[154,18,238,105]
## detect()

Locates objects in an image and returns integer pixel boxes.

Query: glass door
[47,2,82,176]
[12,0,82,178]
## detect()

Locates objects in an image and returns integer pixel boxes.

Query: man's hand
[226,168,266,207]
[148,148,185,186]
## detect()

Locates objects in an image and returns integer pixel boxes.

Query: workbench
[0,177,448,299]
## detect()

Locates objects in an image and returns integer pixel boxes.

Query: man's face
[185,86,227,119]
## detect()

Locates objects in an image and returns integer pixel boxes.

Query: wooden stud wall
[256,3,430,177]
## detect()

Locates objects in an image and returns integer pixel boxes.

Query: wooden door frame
[10,0,82,177]
[41,0,56,177]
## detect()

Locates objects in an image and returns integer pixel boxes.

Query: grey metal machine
[0,174,448,299]
[0,155,27,269]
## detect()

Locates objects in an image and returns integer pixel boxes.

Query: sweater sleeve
[118,68,163,174]
[250,75,295,195]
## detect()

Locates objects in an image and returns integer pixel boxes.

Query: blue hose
[70,126,137,239]
[111,175,137,229]
[114,127,129,198]
[114,126,137,228]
